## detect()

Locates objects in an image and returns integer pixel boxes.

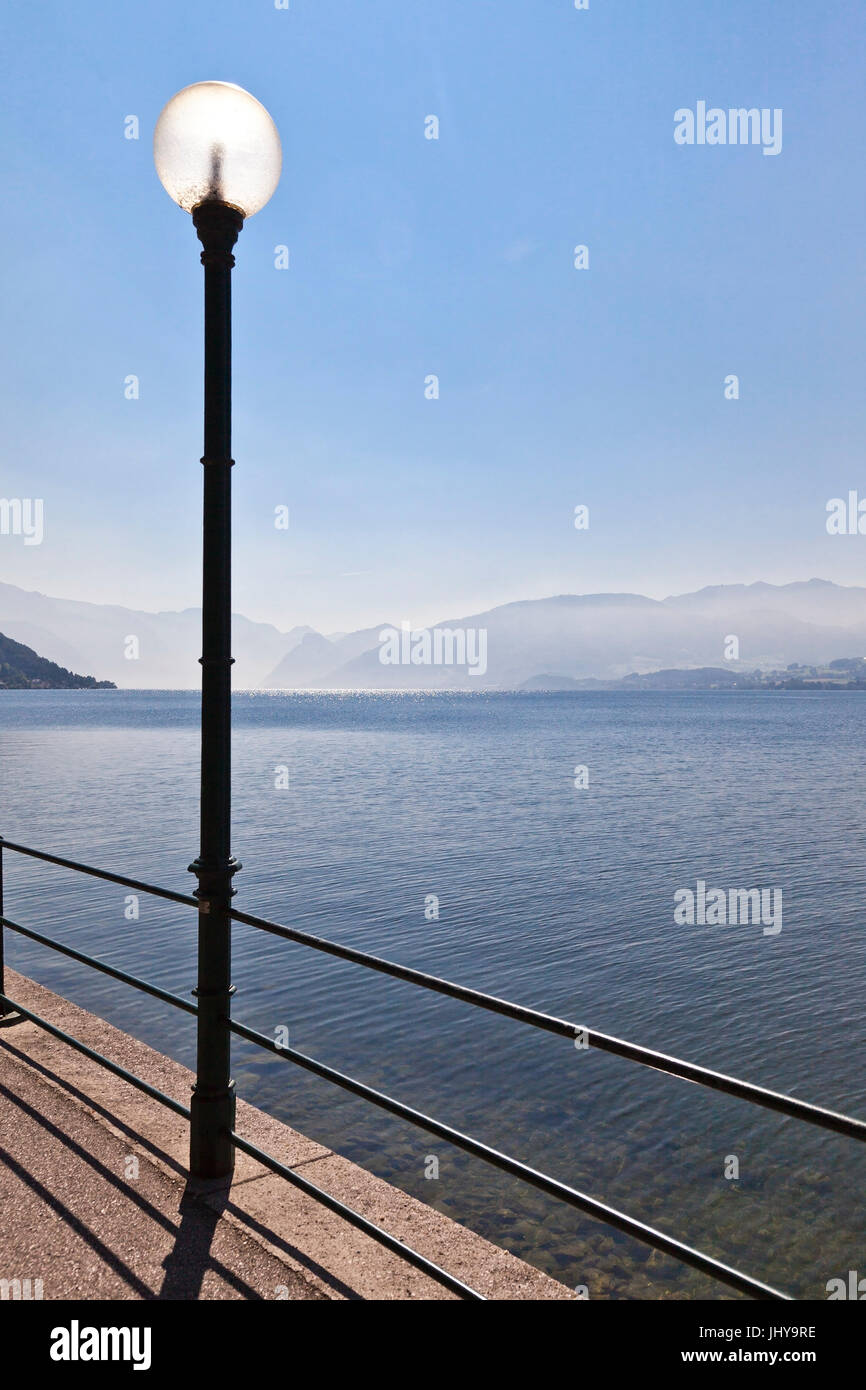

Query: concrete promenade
[0,969,572,1301]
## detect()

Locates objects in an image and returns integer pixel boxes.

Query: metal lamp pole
[187,199,244,1182]
[154,81,282,1183]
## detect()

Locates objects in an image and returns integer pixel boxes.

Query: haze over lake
[2,688,863,1298]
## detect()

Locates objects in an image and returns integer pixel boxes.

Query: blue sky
[1,0,864,632]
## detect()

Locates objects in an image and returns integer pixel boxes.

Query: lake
[1,688,863,1298]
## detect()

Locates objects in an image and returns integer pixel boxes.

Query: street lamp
[154,81,281,1181]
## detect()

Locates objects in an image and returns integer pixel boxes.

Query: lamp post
[154,82,281,1181]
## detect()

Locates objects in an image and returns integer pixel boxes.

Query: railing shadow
[0,1074,263,1300]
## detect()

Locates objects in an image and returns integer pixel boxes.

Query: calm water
[1,689,863,1299]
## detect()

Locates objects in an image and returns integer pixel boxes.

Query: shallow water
[1,689,863,1298]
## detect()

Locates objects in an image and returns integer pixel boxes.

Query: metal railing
[1,834,863,1302]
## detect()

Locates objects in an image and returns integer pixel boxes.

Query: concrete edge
[1,969,576,1301]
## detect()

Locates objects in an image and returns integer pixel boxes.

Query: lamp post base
[189,1082,237,1182]
[189,854,241,1182]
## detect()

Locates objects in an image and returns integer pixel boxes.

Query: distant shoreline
[3,682,866,696]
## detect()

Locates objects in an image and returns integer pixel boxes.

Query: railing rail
[1,833,862,1301]
[0,991,192,1119]
[229,903,866,1143]
[226,1015,789,1300]
[1,912,197,1017]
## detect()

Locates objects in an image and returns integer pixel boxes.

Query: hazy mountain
[0,582,312,689]
[260,624,392,687]
[664,578,866,627]
[261,582,866,689]
[3,578,866,690]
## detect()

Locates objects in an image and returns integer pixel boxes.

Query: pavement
[0,968,574,1301]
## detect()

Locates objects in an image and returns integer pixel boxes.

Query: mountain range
[1,578,865,690]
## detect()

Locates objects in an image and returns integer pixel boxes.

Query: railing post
[187,201,245,1183]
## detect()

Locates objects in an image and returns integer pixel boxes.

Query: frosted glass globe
[154,81,281,217]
